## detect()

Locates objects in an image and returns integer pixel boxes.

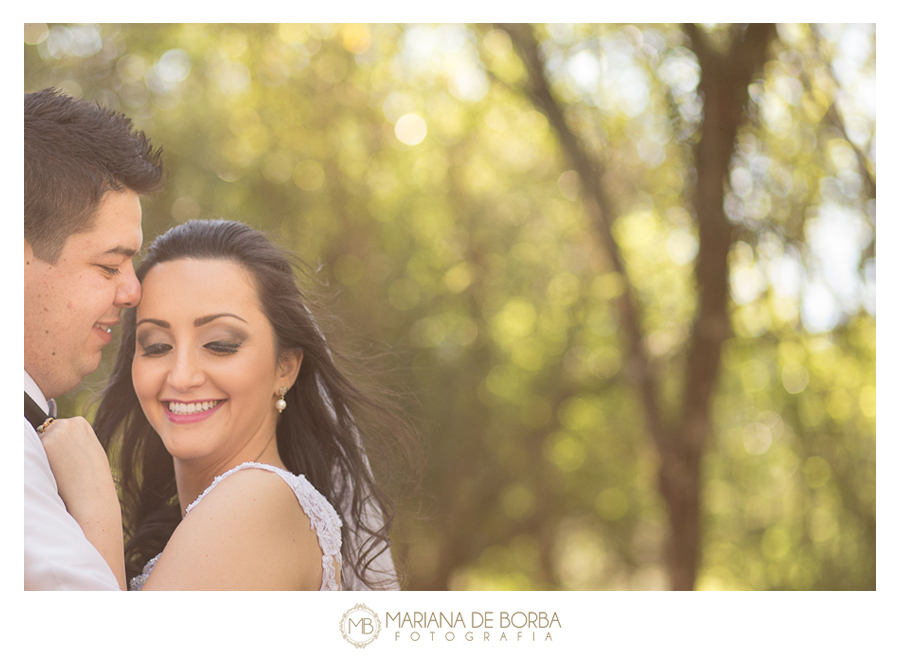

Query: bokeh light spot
[395,113,428,146]
[545,432,587,472]
[116,54,148,83]
[595,488,628,521]
[859,385,876,418]
[781,362,809,394]
[490,298,537,345]
[803,456,832,488]
[293,160,325,191]
[761,526,791,561]
[501,485,536,520]
[743,422,773,455]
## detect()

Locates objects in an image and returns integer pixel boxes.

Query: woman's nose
[167,351,205,390]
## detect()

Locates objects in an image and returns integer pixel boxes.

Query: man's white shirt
[24,370,119,590]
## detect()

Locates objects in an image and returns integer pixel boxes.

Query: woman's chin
[158,436,212,463]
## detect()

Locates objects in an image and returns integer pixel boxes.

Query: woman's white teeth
[95,324,111,334]
[168,400,220,415]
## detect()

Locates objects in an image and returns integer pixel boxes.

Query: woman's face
[132,258,299,469]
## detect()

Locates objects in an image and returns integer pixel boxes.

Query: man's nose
[115,263,141,308]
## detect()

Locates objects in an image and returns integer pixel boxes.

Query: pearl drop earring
[276,386,288,413]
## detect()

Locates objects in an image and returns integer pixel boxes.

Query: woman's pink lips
[162,400,225,424]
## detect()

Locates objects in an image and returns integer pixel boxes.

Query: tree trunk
[665,23,777,589]
[502,23,776,590]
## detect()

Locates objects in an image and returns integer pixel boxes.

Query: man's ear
[276,349,303,391]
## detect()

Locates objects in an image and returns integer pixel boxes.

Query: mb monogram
[340,604,382,648]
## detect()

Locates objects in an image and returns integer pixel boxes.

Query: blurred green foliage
[26,23,875,590]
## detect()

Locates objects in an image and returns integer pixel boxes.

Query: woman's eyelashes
[204,340,242,355]
[137,340,243,357]
[140,342,172,357]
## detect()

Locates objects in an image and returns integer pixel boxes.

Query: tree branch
[495,23,666,450]
[809,25,876,202]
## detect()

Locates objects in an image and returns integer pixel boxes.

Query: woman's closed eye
[140,343,172,357]
[205,340,242,355]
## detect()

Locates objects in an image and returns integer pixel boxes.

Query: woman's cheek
[132,360,158,420]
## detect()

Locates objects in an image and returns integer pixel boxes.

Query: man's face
[24,189,143,399]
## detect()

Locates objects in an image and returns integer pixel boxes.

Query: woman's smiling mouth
[163,399,225,423]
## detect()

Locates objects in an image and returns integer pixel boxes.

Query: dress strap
[182,462,342,590]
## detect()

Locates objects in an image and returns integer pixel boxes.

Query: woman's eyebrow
[136,318,169,328]
[194,313,248,327]
[135,314,248,329]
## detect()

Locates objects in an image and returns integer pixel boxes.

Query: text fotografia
[386,611,561,642]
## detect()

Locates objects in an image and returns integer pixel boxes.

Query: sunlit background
[25,23,875,590]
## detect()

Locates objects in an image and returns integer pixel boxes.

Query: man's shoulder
[24,417,55,492]
[24,417,46,454]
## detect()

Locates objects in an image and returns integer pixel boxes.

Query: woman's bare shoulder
[142,467,324,590]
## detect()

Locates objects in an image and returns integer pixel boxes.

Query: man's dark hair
[24,88,164,263]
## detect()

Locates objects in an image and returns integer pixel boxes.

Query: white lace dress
[130,462,342,591]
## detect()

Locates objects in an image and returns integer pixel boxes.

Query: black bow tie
[25,392,53,430]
